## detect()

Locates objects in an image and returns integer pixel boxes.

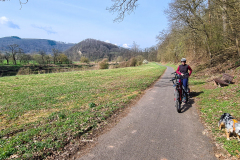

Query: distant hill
[65,38,131,61]
[0,36,75,54]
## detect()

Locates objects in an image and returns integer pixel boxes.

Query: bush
[119,61,128,68]
[109,63,120,69]
[116,56,124,62]
[17,67,33,75]
[99,59,109,69]
[137,61,143,66]
[135,55,144,63]
[129,57,137,67]
[80,56,90,64]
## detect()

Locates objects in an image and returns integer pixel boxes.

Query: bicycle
[170,72,190,113]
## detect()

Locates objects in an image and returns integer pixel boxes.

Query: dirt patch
[0,108,60,130]
[203,81,219,90]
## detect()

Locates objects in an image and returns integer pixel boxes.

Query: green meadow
[0,63,166,159]
[190,78,240,157]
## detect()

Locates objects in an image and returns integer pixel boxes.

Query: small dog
[218,113,240,141]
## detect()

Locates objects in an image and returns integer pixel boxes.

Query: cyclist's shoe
[182,97,187,103]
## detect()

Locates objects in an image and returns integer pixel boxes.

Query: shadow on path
[181,99,194,113]
[180,91,204,113]
[190,91,204,98]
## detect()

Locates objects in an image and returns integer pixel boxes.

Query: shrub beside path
[76,66,216,160]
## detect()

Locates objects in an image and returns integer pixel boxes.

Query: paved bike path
[77,66,216,160]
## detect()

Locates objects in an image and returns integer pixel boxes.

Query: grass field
[0,63,166,159]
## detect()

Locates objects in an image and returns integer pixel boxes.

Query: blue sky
[0,0,170,49]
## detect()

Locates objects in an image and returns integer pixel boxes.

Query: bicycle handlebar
[170,72,189,84]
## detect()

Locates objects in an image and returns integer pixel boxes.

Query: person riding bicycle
[176,58,192,102]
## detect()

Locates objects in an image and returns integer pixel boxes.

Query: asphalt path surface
[77,66,216,160]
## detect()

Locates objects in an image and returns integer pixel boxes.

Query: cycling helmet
[181,58,186,62]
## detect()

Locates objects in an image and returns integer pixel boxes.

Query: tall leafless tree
[8,44,21,65]
[52,48,60,64]
[3,52,11,65]
[39,51,46,64]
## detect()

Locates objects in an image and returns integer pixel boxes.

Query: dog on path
[218,113,240,141]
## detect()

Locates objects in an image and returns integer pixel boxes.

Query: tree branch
[107,0,139,22]
[1,0,28,9]
[19,0,28,9]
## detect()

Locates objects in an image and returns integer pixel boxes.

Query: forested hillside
[0,36,75,54]
[157,0,240,70]
[65,39,158,61]
[65,39,131,61]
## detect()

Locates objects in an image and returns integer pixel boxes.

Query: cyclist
[176,58,192,102]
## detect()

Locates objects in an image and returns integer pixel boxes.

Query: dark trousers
[182,78,188,90]
[179,78,188,95]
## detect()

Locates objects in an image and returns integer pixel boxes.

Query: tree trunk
[222,0,227,42]
[208,0,211,23]
[13,56,17,65]
[208,0,212,39]
[205,36,212,65]
[236,36,240,57]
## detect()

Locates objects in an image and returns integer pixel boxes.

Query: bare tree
[107,0,139,22]
[45,55,52,64]
[0,52,3,64]
[23,54,32,64]
[52,48,60,64]
[39,51,46,64]
[8,44,21,65]
[17,50,26,64]
[131,41,140,57]
[3,52,11,65]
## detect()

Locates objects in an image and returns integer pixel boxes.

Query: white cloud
[0,16,8,24]
[32,24,57,35]
[122,44,130,48]
[105,40,110,43]
[0,16,20,29]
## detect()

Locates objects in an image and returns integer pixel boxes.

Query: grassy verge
[190,76,240,158]
[0,63,166,159]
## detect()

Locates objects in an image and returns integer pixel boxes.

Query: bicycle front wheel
[175,90,181,113]
[176,99,181,113]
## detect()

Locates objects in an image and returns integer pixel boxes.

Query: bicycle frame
[173,76,183,102]
[170,72,189,113]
